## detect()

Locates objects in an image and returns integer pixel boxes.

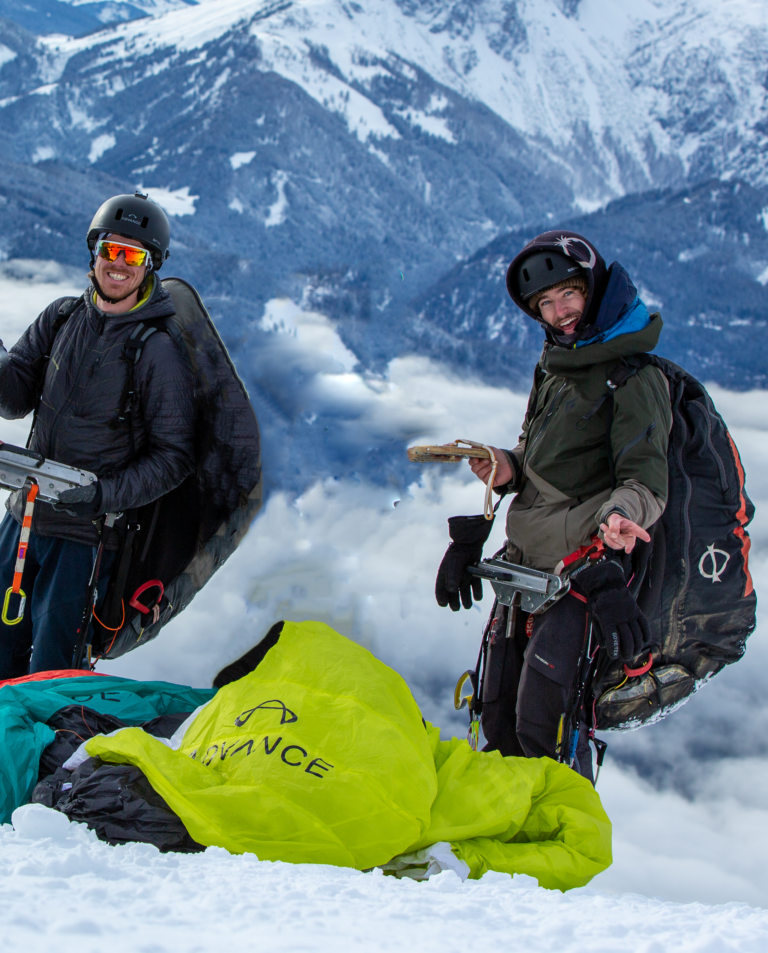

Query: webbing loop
[2,482,39,625]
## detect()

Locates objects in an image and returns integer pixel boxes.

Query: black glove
[435,515,494,612]
[53,482,103,519]
[571,559,654,662]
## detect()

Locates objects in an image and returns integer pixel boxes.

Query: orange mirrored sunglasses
[96,240,150,268]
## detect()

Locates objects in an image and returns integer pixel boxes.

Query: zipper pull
[646,422,656,443]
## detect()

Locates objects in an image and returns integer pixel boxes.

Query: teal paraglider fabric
[0,674,215,824]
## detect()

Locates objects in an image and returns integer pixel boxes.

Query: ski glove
[53,482,103,519]
[571,559,654,662]
[0,342,9,371]
[435,515,494,612]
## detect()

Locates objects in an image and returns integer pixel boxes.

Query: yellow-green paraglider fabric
[84,621,611,890]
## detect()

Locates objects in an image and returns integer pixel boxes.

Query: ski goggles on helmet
[96,239,151,268]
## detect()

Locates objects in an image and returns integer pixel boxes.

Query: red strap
[129,579,164,615]
[560,535,606,571]
[623,655,653,677]
[0,669,107,689]
[569,589,588,604]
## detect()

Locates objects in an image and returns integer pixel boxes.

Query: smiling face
[93,233,149,312]
[536,284,587,335]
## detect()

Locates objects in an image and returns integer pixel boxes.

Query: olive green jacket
[502,315,672,571]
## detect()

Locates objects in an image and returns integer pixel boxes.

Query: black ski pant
[480,590,594,783]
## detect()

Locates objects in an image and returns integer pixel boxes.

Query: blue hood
[575,262,651,348]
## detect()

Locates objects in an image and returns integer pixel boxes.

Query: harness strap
[101,518,140,630]
[604,355,653,490]
[27,296,84,449]
[113,323,161,460]
[2,483,39,624]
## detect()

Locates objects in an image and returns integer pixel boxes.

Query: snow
[31,146,55,163]
[229,150,256,169]
[0,44,16,69]
[574,196,607,214]
[88,132,116,164]
[63,0,190,12]
[394,107,456,144]
[140,185,199,216]
[264,170,289,227]
[2,804,768,953]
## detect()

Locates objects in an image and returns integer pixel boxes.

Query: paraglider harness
[456,544,611,780]
[21,280,262,668]
[455,354,756,775]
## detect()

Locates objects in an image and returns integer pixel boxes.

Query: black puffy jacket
[0,278,195,546]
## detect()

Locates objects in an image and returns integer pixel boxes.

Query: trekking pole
[72,512,120,670]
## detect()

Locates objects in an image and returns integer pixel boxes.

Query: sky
[1,262,768,907]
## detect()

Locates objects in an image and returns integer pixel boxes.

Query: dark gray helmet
[507,250,582,301]
[87,191,170,269]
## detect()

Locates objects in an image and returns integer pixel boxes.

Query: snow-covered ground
[2,265,768,948]
[3,803,768,953]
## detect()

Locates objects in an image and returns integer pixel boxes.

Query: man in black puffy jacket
[0,192,194,679]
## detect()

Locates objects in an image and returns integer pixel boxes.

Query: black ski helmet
[508,250,583,302]
[506,231,609,342]
[87,191,170,269]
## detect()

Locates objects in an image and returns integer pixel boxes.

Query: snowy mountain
[0,0,766,401]
[0,0,192,37]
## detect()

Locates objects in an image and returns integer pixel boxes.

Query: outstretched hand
[599,513,651,553]
[468,448,512,487]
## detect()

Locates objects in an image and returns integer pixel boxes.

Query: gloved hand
[435,515,494,612]
[571,558,655,662]
[0,342,10,371]
[53,482,103,518]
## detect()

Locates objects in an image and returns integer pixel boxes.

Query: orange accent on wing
[0,669,108,689]
[727,432,754,598]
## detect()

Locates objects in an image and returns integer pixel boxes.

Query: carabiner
[2,586,26,625]
[453,669,476,711]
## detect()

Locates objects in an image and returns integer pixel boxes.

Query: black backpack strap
[604,355,652,489]
[27,295,84,448]
[110,321,166,459]
[98,320,168,633]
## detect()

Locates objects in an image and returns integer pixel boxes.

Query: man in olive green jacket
[435,230,671,780]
